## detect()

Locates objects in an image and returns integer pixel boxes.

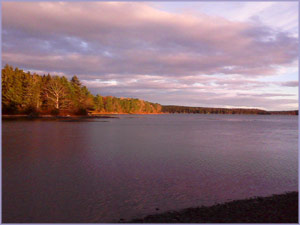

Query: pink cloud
[2,2,298,77]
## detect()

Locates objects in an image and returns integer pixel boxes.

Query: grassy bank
[127,192,298,223]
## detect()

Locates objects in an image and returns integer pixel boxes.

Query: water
[2,114,298,222]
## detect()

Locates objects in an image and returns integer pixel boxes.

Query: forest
[2,65,297,116]
[162,105,298,115]
[1,65,162,115]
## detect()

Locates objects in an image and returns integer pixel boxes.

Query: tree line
[2,65,297,116]
[161,105,298,115]
[2,65,162,115]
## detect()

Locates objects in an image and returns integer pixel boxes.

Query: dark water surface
[2,114,298,222]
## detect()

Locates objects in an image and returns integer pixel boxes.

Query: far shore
[126,192,298,223]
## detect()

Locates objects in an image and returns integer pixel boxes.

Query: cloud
[2,2,298,110]
[279,81,298,87]
[2,2,298,77]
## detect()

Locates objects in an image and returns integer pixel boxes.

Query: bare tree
[44,77,68,110]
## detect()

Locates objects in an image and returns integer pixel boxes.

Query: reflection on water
[2,114,298,222]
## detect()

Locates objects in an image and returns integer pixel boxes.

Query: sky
[2,1,299,110]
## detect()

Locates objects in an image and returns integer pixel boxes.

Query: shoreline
[1,113,167,119]
[2,114,120,120]
[2,112,297,119]
[126,192,298,223]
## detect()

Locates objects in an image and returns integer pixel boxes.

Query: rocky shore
[127,192,298,223]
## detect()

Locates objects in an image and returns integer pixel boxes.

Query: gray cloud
[279,81,298,87]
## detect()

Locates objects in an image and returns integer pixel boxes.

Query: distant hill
[162,105,298,115]
[267,110,298,115]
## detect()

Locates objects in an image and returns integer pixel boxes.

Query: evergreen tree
[94,94,104,112]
